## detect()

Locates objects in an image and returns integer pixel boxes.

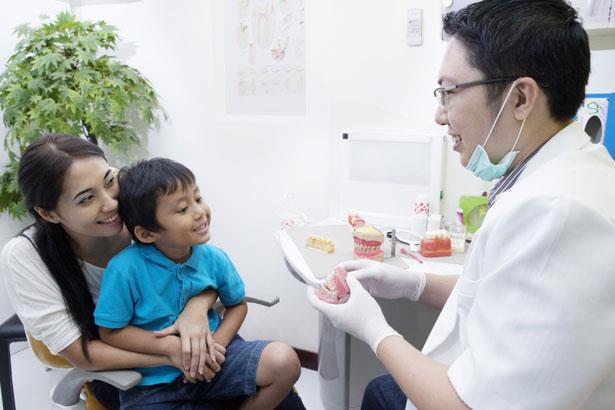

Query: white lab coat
[406,122,615,410]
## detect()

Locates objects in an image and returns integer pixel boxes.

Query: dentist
[308,1,615,409]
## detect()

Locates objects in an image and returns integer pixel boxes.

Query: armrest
[245,291,280,307]
[213,292,280,315]
[0,315,26,343]
[0,314,27,410]
[51,369,141,407]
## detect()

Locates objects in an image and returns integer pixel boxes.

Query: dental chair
[0,293,280,410]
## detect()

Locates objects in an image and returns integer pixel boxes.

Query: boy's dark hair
[443,0,590,122]
[119,158,195,243]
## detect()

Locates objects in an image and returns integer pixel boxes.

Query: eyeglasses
[433,78,516,108]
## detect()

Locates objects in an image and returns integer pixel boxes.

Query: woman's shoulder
[1,229,57,306]
[1,229,41,264]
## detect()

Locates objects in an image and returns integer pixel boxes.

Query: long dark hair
[18,134,107,360]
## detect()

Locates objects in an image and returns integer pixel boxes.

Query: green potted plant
[0,11,165,219]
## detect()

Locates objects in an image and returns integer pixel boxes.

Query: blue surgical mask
[466,82,527,181]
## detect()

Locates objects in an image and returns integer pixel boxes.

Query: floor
[1,343,324,410]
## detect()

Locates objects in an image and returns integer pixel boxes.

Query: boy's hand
[211,341,226,367]
[154,313,217,380]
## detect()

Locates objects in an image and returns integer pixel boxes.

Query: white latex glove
[307,276,402,353]
[341,259,426,301]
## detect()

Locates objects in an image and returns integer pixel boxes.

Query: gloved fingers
[338,259,375,271]
[345,275,370,294]
[306,277,373,312]
[348,268,378,282]
[306,285,357,328]
[306,286,335,314]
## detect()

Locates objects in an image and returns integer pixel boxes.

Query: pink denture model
[316,266,350,304]
[353,226,384,262]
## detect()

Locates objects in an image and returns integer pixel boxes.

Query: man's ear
[513,77,541,120]
[34,206,60,224]
[134,226,158,244]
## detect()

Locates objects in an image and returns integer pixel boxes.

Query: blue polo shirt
[94,243,245,386]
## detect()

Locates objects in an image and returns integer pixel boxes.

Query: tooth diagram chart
[225,0,306,115]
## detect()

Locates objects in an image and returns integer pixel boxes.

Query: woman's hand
[163,336,200,383]
[154,289,218,379]
[165,336,226,383]
[154,313,216,380]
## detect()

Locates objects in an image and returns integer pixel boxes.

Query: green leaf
[32,52,62,74]
[55,11,76,27]
[38,98,59,115]
[27,78,45,90]
[13,23,32,37]
[76,49,96,64]
[81,33,98,51]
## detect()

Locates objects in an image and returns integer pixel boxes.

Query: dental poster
[225,0,306,116]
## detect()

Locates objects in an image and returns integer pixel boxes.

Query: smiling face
[46,156,124,242]
[147,182,212,263]
[435,38,517,167]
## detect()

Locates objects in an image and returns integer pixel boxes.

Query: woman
[1,134,304,409]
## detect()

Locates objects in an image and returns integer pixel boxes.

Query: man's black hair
[443,0,590,122]
[119,158,195,243]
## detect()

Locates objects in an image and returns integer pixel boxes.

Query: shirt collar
[487,121,590,208]
[140,243,201,271]
[516,121,590,183]
[488,144,542,208]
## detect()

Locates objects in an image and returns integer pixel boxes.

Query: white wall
[1,0,614,351]
[321,0,490,222]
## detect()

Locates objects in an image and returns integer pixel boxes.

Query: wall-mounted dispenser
[576,93,615,160]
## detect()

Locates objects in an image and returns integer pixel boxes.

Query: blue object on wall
[576,93,615,160]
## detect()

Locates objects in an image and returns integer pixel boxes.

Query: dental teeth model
[316,266,350,304]
[419,229,452,257]
[353,226,384,262]
[305,235,335,254]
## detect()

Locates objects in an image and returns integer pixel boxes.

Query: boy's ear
[34,206,60,224]
[134,226,158,244]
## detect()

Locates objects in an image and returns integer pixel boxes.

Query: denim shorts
[119,335,270,409]
[361,374,407,410]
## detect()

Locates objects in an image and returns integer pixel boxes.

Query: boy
[94,158,301,409]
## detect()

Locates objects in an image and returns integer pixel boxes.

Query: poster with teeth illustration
[225,0,306,115]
